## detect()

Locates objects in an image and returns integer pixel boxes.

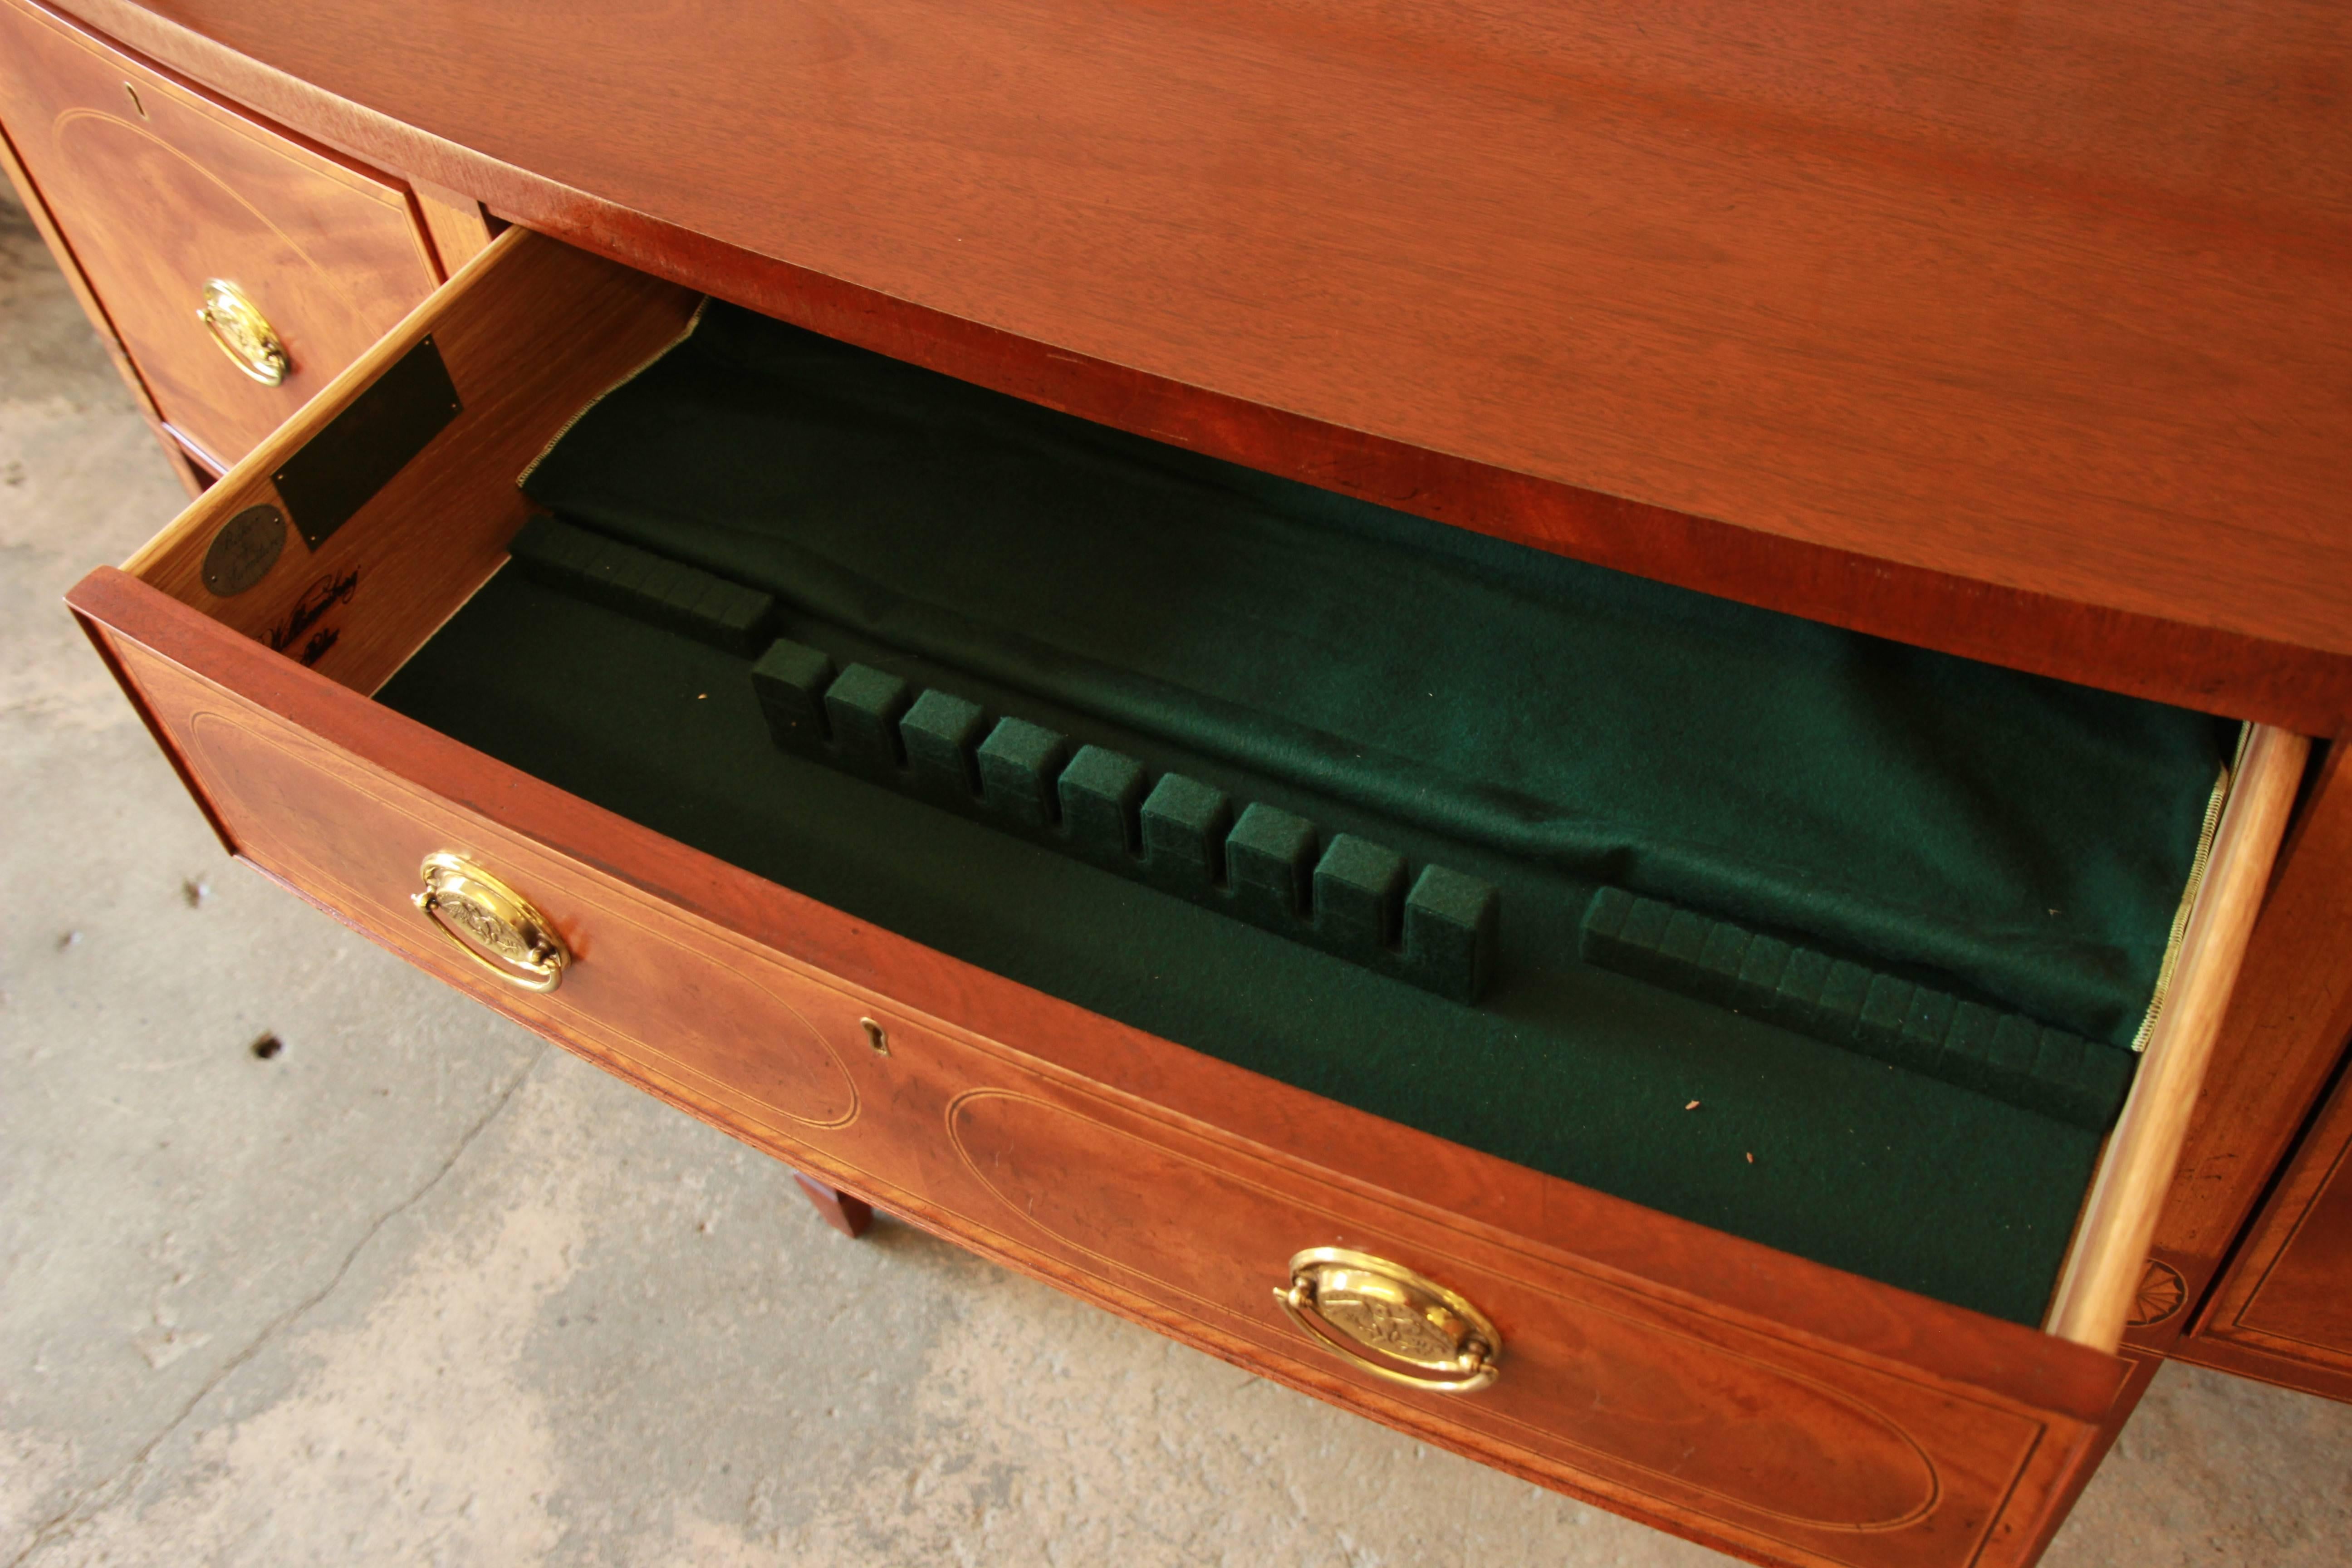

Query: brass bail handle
[413,853,568,993]
[1274,1247,1501,1394]
[196,277,291,386]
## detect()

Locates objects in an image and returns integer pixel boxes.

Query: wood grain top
[52,0,2352,703]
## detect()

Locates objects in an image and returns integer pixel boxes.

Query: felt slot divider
[750,633,1501,1002]
[506,514,777,655]
[1580,887,2136,1130]
[517,303,2245,1063]
[499,512,2124,1112]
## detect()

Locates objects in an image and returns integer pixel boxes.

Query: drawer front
[2176,1063,2352,1403]
[82,593,2120,1568]
[929,1088,2038,1564]
[0,0,441,470]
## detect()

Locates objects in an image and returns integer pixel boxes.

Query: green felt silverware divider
[502,503,2137,1118]
[504,514,1506,999]
[747,633,1500,1001]
[499,505,2166,1097]
[1581,888,2132,1130]
[519,303,2236,1056]
[505,512,775,655]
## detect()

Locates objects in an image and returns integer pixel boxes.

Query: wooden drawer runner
[68,227,2311,1568]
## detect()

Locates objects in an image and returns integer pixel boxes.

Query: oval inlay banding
[949,1089,1939,1531]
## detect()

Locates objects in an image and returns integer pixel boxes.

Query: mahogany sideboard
[7,0,2350,1563]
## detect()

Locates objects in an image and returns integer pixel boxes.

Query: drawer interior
[408,279,2226,1328]
[122,232,2278,1335]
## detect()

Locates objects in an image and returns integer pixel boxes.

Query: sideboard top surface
[60,0,2352,697]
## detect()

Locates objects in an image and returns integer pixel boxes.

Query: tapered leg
[792,1171,874,1238]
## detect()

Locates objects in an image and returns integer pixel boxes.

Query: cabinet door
[0,0,440,470]
[2178,1053,2352,1402]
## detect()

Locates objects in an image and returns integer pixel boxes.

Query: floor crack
[8,1044,549,1566]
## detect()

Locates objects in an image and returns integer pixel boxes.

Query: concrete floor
[2,191,2347,1568]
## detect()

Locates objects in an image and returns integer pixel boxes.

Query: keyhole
[859,1017,889,1056]
[123,82,147,118]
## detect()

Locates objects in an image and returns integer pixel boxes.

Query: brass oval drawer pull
[1274,1247,1500,1393]
[196,278,291,386]
[413,853,568,993]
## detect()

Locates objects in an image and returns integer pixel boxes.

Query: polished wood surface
[106,223,2292,1360]
[15,0,2337,1505]
[71,566,2129,1568]
[2035,749,2352,1495]
[0,114,207,495]
[0,0,441,468]
[46,0,2352,737]
[2177,1061,2352,1403]
[2006,1347,2169,1568]
[2045,725,2310,1351]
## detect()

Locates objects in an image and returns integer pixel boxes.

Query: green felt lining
[379,571,2117,1324]
[520,304,2235,1054]
[368,302,2251,1325]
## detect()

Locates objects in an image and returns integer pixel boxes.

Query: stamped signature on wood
[265,568,359,666]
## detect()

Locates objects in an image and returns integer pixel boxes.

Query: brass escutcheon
[1274,1247,1501,1393]
[413,853,568,993]
[196,278,291,386]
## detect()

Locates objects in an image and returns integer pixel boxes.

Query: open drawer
[69,229,2309,1568]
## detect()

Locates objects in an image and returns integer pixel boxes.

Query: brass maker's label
[201,505,285,598]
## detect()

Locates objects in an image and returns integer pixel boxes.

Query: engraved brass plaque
[200,505,285,598]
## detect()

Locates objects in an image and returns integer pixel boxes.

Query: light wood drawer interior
[71,227,2310,1568]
